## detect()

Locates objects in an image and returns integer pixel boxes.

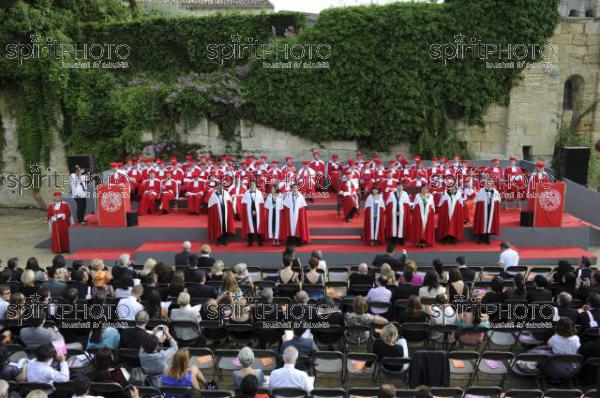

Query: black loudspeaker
[126,212,138,227]
[67,155,96,174]
[560,147,590,185]
[520,210,534,227]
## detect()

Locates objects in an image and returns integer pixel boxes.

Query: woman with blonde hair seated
[140,258,157,276]
[373,324,408,371]
[210,260,225,282]
[379,263,397,286]
[344,295,388,344]
[160,348,207,390]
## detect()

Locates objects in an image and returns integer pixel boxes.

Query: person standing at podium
[208,182,235,246]
[70,166,90,224]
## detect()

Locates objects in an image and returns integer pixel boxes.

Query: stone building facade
[1,1,599,207]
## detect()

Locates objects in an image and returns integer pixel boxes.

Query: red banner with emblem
[533,182,566,227]
[97,184,130,227]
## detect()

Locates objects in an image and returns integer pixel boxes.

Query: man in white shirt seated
[19,343,69,392]
[117,284,144,320]
[498,241,519,268]
[268,346,314,394]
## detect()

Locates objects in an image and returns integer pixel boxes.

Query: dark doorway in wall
[522,146,532,161]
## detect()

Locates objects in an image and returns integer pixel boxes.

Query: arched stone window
[563,75,584,113]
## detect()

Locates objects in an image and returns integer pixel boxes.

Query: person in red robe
[48,192,72,253]
[138,171,161,215]
[185,172,204,215]
[297,161,316,200]
[473,179,502,244]
[339,169,360,222]
[227,175,246,221]
[362,187,386,246]
[483,158,503,189]
[207,183,235,246]
[159,173,179,214]
[526,161,550,211]
[410,185,436,248]
[503,156,525,207]
[309,151,326,191]
[241,180,265,247]
[326,154,341,192]
[385,184,411,245]
[282,185,310,246]
[462,176,478,224]
[262,186,284,246]
[437,185,465,244]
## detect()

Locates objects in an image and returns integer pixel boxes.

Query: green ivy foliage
[0,0,559,174]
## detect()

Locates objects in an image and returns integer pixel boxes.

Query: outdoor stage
[65,196,598,267]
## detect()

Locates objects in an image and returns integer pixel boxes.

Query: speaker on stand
[127,212,138,227]
[560,147,590,185]
[520,211,534,227]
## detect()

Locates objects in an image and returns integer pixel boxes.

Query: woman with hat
[92,270,115,298]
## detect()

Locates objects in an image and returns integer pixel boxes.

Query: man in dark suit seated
[120,310,152,350]
[175,241,193,266]
[140,273,166,302]
[349,263,374,296]
[186,270,217,299]
[392,283,420,302]
[66,269,90,299]
[111,253,137,281]
[456,256,475,283]
[578,292,600,330]
[527,275,553,303]
[372,243,402,271]
[197,244,216,268]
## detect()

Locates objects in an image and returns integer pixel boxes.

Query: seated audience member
[120,311,151,350]
[41,267,67,298]
[552,271,578,298]
[72,375,137,398]
[398,261,423,286]
[578,271,600,300]
[20,269,39,298]
[0,284,9,328]
[209,259,224,281]
[22,343,69,386]
[198,244,216,268]
[175,241,193,266]
[146,289,168,320]
[87,318,120,350]
[88,349,128,397]
[160,348,207,390]
[372,324,406,371]
[553,260,574,284]
[268,346,313,393]
[117,284,144,320]
[235,263,254,290]
[505,273,527,300]
[379,264,397,287]
[397,295,429,341]
[154,262,175,285]
[432,259,448,283]
[26,257,46,282]
[344,296,388,344]
[140,332,179,384]
[447,268,465,302]
[140,272,162,302]
[577,292,600,331]
[378,384,396,398]
[20,317,66,349]
[67,269,91,300]
[349,263,374,295]
[527,275,553,302]
[313,296,344,345]
[167,270,186,298]
[186,270,217,299]
[429,294,457,343]
[365,276,392,314]
[233,347,265,390]
[114,274,134,299]
[91,270,115,298]
[238,375,265,398]
[89,258,107,275]
[170,292,201,341]
[372,243,401,271]
[220,271,243,298]
[456,256,475,282]
[577,256,593,281]
[280,328,319,359]
[303,257,326,297]
[25,391,48,398]
[183,254,199,280]
[253,288,284,348]
[418,271,446,300]
[548,317,581,355]
[555,292,579,322]
[279,255,299,284]
[5,257,22,282]
[311,250,328,272]
[111,253,136,281]
[392,281,420,302]
[283,246,302,270]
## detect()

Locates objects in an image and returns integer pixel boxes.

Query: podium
[530,182,566,227]
[97,184,130,227]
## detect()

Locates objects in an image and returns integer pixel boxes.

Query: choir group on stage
[49,151,552,253]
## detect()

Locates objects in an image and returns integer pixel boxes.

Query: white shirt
[117,296,144,320]
[269,363,314,393]
[499,248,519,267]
[548,334,580,355]
[0,298,8,330]
[27,358,69,384]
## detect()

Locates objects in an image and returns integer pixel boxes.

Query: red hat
[272,160,280,165]
[414,156,421,162]
[53,191,62,197]
[302,160,309,166]
[386,169,394,175]
[388,160,395,165]
[170,158,177,165]
[345,169,352,175]
[143,158,152,164]
[285,156,293,162]
[431,157,438,162]
[199,155,208,161]
[260,155,267,160]
[439,156,447,162]
[372,153,380,159]
[185,155,193,161]
[157,160,164,165]
[444,158,450,164]
[348,159,355,165]
[332,154,339,159]
[461,160,468,165]
[356,151,363,157]
[492,158,499,162]
[509,156,517,161]
[375,160,383,166]
[536,161,545,168]
[192,171,200,178]
[110,162,119,168]
[400,158,408,165]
